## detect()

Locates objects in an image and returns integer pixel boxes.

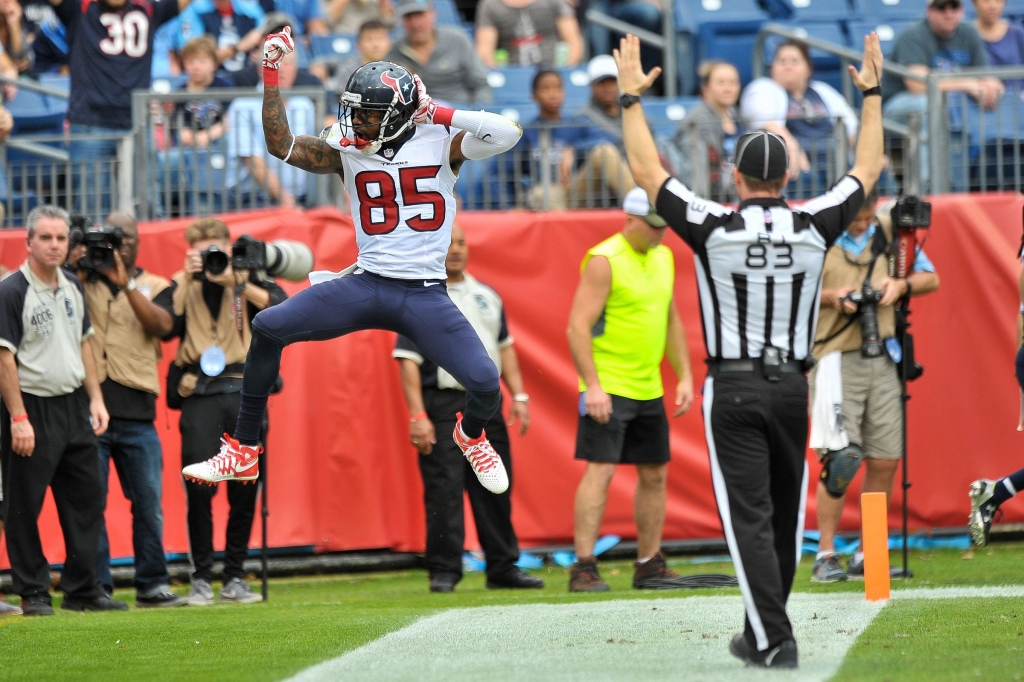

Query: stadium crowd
[0,0,1021,221]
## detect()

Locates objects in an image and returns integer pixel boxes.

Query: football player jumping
[182,28,523,494]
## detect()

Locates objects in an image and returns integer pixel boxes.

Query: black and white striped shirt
[655,175,865,361]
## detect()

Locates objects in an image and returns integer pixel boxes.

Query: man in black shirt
[76,212,187,608]
[154,217,286,606]
[614,34,885,668]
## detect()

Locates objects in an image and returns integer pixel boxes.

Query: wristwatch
[512,393,530,404]
[125,277,137,292]
[618,93,641,109]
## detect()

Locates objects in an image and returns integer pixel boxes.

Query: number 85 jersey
[323,123,459,280]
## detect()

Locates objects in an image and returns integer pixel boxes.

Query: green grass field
[2,543,1023,681]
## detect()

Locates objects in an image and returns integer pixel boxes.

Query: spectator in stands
[259,0,329,36]
[175,36,232,147]
[0,205,127,616]
[175,0,265,74]
[885,0,1002,109]
[320,18,391,92]
[387,0,491,104]
[522,69,634,209]
[225,50,315,206]
[674,60,742,203]
[883,0,1003,189]
[0,102,11,221]
[229,14,324,87]
[157,217,286,606]
[394,224,542,594]
[474,0,582,68]
[741,40,857,196]
[0,0,32,73]
[974,0,1024,75]
[74,212,187,608]
[56,0,188,217]
[324,0,394,35]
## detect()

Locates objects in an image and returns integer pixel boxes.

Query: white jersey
[323,123,459,280]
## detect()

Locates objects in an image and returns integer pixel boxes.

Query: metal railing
[926,69,1024,193]
[585,3,677,97]
[131,87,331,220]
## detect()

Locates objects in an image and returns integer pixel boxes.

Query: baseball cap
[397,0,434,17]
[623,187,667,228]
[734,130,789,181]
[929,0,961,8]
[587,54,618,84]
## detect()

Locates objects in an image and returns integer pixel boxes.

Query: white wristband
[512,393,529,404]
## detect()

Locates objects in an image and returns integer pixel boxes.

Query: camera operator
[154,217,286,605]
[809,186,939,583]
[71,212,188,608]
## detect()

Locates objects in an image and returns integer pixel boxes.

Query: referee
[614,34,885,668]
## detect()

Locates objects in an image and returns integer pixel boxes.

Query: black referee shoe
[61,595,129,612]
[728,633,798,669]
[486,569,544,590]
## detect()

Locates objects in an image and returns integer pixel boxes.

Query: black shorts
[574,394,670,465]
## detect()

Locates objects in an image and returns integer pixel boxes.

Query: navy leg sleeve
[399,287,501,439]
[233,273,382,445]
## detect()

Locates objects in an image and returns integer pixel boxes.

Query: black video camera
[199,235,266,278]
[69,215,125,272]
[891,195,931,229]
[843,283,885,358]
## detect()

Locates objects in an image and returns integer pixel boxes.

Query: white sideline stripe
[891,585,1024,600]
[286,593,885,682]
[702,376,770,651]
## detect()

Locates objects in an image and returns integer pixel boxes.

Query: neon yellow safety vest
[579,233,675,401]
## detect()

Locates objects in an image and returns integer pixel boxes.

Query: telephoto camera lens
[265,240,315,281]
[858,286,885,358]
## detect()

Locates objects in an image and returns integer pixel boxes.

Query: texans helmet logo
[380,71,413,105]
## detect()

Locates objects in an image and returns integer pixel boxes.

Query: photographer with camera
[809,186,939,583]
[154,217,287,605]
[70,212,188,608]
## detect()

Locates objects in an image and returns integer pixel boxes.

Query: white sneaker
[220,578,263,604]
[453,415,509,494]
[187,579,214,606]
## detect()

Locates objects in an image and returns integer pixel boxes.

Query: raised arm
[262,28,344,175]
[612,35,669,203]
[847,33,885,194]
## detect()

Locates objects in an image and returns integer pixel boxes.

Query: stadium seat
[150,76,189,93]
[309,34,356,62]
[763,0,858,22]
[641,96,701,139]
[853,0,922,21]
[562,68,591,108]
[434,0,463,27]
[487,67,537,105]
[674,0,771,90]
[37,73,70,94]
[7,88,66,135]
[848,19,911,58]
[762,22,851,91]
[1004,0,1024,19]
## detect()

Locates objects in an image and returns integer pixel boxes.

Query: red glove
[412,74,453,126]
[263,26,294,86]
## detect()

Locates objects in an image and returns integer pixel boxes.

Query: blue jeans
[69,123,127,219]
[96,418,170,596]
[883,92,929,191]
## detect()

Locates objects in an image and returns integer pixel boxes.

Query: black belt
[708,358,806,374]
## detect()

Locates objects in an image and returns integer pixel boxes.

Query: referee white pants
[703,371,809,651]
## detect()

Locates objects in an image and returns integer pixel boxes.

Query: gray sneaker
[811,554,848,583]
[187,579,214,606]
[847,555,864,580]
[220,578,262,604]
[0,599,23,616]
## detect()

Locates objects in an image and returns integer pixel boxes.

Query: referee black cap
[734,130,789,181]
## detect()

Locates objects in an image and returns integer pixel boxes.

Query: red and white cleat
[182,434,262,485]
[453,414,509,494]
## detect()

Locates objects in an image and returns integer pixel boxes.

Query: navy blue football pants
[233,269,501,445]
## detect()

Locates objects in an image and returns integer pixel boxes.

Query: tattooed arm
[263,83,344,176]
